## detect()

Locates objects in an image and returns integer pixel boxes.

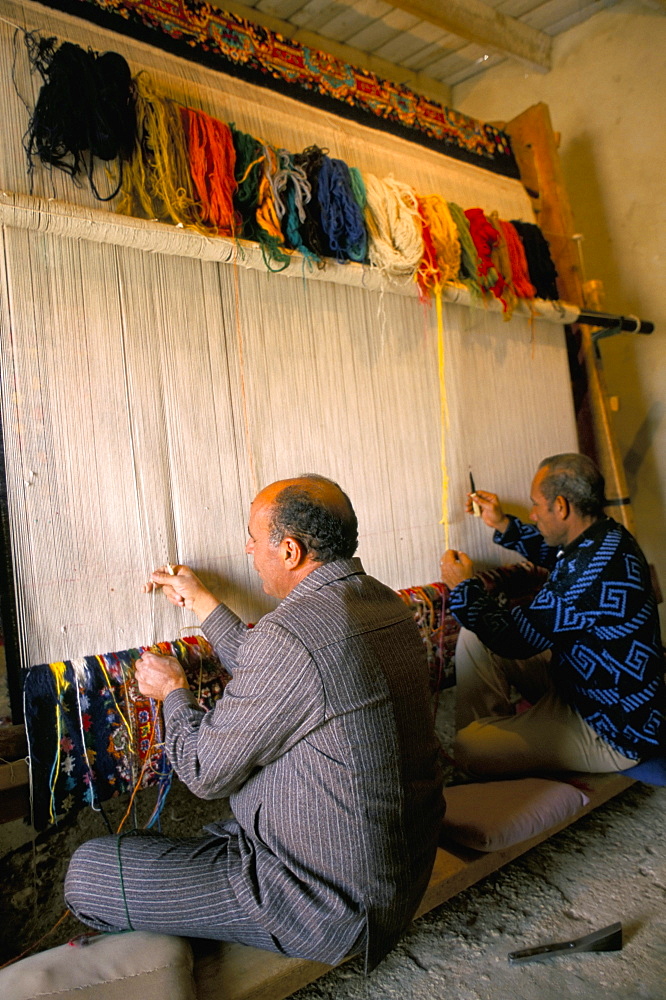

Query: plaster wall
[454,0,666,628]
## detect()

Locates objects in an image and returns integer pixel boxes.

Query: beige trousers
[453,627,638,777]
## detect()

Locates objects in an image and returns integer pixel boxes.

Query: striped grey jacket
[162,557,445,969]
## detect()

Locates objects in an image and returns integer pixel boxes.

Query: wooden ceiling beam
[210,1,452,107]
[388,0,552,72]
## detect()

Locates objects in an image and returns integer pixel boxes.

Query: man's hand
[440,549,475,589]
[135,651,188,701]
[142,565,220,622]
[465,490,510,534]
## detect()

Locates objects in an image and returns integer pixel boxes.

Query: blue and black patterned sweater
[448,515,665,760]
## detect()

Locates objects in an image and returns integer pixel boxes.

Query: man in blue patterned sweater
[440,453,665,776]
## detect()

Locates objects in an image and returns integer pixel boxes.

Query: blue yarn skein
[318,156,367,263]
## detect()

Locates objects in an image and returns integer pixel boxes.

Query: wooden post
[504,103,635,533]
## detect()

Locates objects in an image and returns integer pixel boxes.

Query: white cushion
[442,777,590,852]
[0,930,195,1000]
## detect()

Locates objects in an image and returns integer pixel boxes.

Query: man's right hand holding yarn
[143,564,220,622]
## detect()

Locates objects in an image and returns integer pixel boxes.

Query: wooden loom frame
[0,97,634,806]
[0,49,640,999]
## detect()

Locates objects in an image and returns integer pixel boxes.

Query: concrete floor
[3,694,665,999]
[289,694,666,1000]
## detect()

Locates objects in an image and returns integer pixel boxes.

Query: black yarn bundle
[23,32,136,200]
[292,145,331,259]
[510,220,560,300]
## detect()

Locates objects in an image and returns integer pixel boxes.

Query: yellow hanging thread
[48,661,69,824]
[435,290,450,550]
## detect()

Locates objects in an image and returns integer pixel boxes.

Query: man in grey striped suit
[65,475,444,971]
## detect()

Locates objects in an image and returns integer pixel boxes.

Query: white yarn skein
[364,174,424,282]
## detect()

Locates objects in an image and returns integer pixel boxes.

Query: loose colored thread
[0,909,73,971]
[116,833,135,930]
[48,661,68,824]
[435,289,450,549]
[116,711,158,833]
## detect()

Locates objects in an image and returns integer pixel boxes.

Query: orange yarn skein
[181,107,238,237]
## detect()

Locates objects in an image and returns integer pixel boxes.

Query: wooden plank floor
[193,772,633,1000]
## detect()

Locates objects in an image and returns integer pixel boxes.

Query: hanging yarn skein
[269,147,318,260]
[180,106,238,236]
[256,141,292,270]
[231,125,290,269]
[364,174,424,281]
[292,145,330,260]
[416,196,442,300]
[317,155,367,263]
[23,31,136,200]
[500,220,536,300]
[510,220,560,300]
[488,211,517,319]
[419,195,461,288]
[464,207,507,307]
[119,73,204,231]
[448,202,483,298]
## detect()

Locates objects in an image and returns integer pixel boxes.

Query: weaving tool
[508,921,622,964]
[469,471,482,517]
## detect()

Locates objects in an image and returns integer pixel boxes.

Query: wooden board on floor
[193,772,633,1000]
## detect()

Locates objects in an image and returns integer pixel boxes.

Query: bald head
[259,474,358,564]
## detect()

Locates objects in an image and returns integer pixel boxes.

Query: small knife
[508,921,622,964]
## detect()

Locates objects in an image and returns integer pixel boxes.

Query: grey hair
[537,453,606,518]
[268,475,358,563]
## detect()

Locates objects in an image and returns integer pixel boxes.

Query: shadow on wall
[560,133,626,308]
[623,403,665,552]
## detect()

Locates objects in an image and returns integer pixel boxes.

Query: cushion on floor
[442,777,590,852]
[0,930,195,1000]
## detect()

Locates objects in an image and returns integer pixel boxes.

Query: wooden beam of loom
[210,0,452,107]
[505,102,635,534]
[367,0,552,72]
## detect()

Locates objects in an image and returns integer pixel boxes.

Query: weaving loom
[0,1,581,819]
[23,635,229,829]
